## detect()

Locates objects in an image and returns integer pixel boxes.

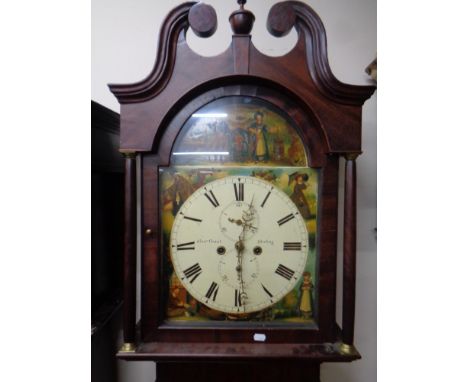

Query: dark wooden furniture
[91,101,124,382]
[109,1,375,381]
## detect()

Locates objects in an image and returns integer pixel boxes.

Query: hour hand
[229,217,257,232]
[228,217,243,226]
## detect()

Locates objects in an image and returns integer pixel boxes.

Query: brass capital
[120,342,136,352]
[120,151,136,159]
[344,152,360,161]
[339,342,357,355]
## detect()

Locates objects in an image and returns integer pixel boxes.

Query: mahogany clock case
[109,0,375,363]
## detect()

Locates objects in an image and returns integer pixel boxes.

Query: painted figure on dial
[298,271,314,319]
[167,273,190,317]
[289,172,312,219]
[249,111,269,162]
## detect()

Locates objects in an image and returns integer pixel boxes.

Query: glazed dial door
[170,176,309,314]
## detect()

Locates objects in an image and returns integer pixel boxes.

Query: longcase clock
[109,1,375,381]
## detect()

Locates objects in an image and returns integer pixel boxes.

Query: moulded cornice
[272,1,375,106]
[108,2,196,104]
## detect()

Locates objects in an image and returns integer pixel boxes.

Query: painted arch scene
[171,96,308,167]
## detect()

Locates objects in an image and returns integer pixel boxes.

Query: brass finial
[230,0,254,35]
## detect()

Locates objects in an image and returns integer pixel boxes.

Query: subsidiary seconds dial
[170,175,309,314]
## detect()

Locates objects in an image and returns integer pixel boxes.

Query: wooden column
[342,153,358,345]
[121,152,137,351]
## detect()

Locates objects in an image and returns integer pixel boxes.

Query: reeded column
[121,152,137,352]
[342,153,358,346]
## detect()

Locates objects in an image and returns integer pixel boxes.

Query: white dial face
[170,175,309,314]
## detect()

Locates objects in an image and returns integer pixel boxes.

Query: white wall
[92,1,376,381]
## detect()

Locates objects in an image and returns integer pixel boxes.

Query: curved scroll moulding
[267,1,376,106]
[267,2,296,37]
[188,2,217,38]
[108,2,196,104]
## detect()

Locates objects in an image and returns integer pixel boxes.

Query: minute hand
[241,195,256,232]
[235,223,248,311]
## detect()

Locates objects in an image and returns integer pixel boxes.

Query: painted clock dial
[170,175,309,314]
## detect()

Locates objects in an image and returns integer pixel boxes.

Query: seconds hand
[237,194,255,312]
